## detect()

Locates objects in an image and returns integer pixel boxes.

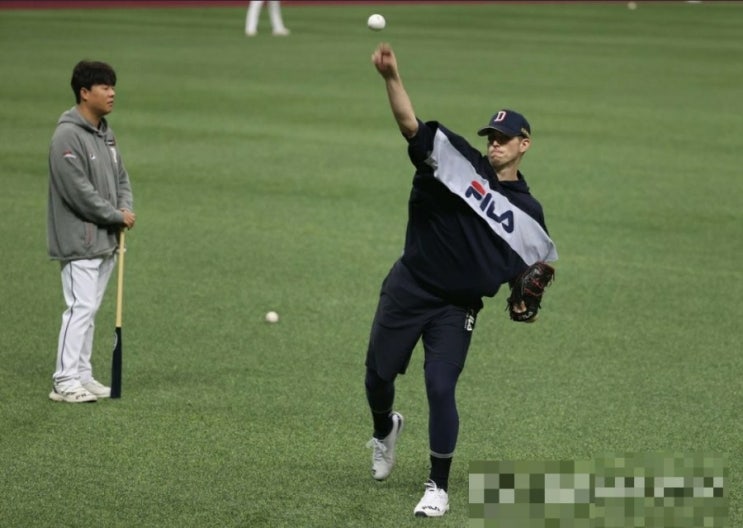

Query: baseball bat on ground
[111,230,126,399]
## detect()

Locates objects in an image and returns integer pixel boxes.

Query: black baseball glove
[507,262,555,323]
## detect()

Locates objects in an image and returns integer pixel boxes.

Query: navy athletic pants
[365,259,480,456]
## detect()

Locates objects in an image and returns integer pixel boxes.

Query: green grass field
[1,2,741,526]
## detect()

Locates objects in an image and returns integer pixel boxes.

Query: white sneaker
[82,379,111,398]
[414,480,450,517]
[245,29,257,37]
[366,411,403,481]
[49,385,97,403]
[272,28,290,36]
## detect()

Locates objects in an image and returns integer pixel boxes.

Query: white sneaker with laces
[82,379,111,398]
[49,385,97,403]
[366,411,404,481]
[413,480,450,517]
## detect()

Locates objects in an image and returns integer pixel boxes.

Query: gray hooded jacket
[47,107,133,261]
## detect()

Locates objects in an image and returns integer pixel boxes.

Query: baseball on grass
[264,311,279,324]
[367,14,386,31]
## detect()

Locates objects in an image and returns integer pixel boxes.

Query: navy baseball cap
[477,109,531,138]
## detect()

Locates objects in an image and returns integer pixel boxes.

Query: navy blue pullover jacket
[399,119,557,305]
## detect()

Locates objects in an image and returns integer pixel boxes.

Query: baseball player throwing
[363,43,557,517]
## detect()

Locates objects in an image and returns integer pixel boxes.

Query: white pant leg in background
[245,0,264,34]
[246,1,287,34]
[267,1,287,32]
[53,255,116,390]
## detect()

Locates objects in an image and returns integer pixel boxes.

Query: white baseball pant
[53,255,116,391]
[245,1,288,34]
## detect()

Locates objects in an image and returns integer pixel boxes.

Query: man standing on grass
[47,60,135,403]
[363,43,557,517]
[245,1,290,36]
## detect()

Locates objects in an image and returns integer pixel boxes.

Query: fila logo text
[465,180,514,233]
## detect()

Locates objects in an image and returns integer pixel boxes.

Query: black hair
[70,60,117,104]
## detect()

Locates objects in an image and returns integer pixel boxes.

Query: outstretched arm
[371,43,418,138]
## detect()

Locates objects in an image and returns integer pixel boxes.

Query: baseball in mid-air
[264,311,279,324]
[367,14,386,31]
